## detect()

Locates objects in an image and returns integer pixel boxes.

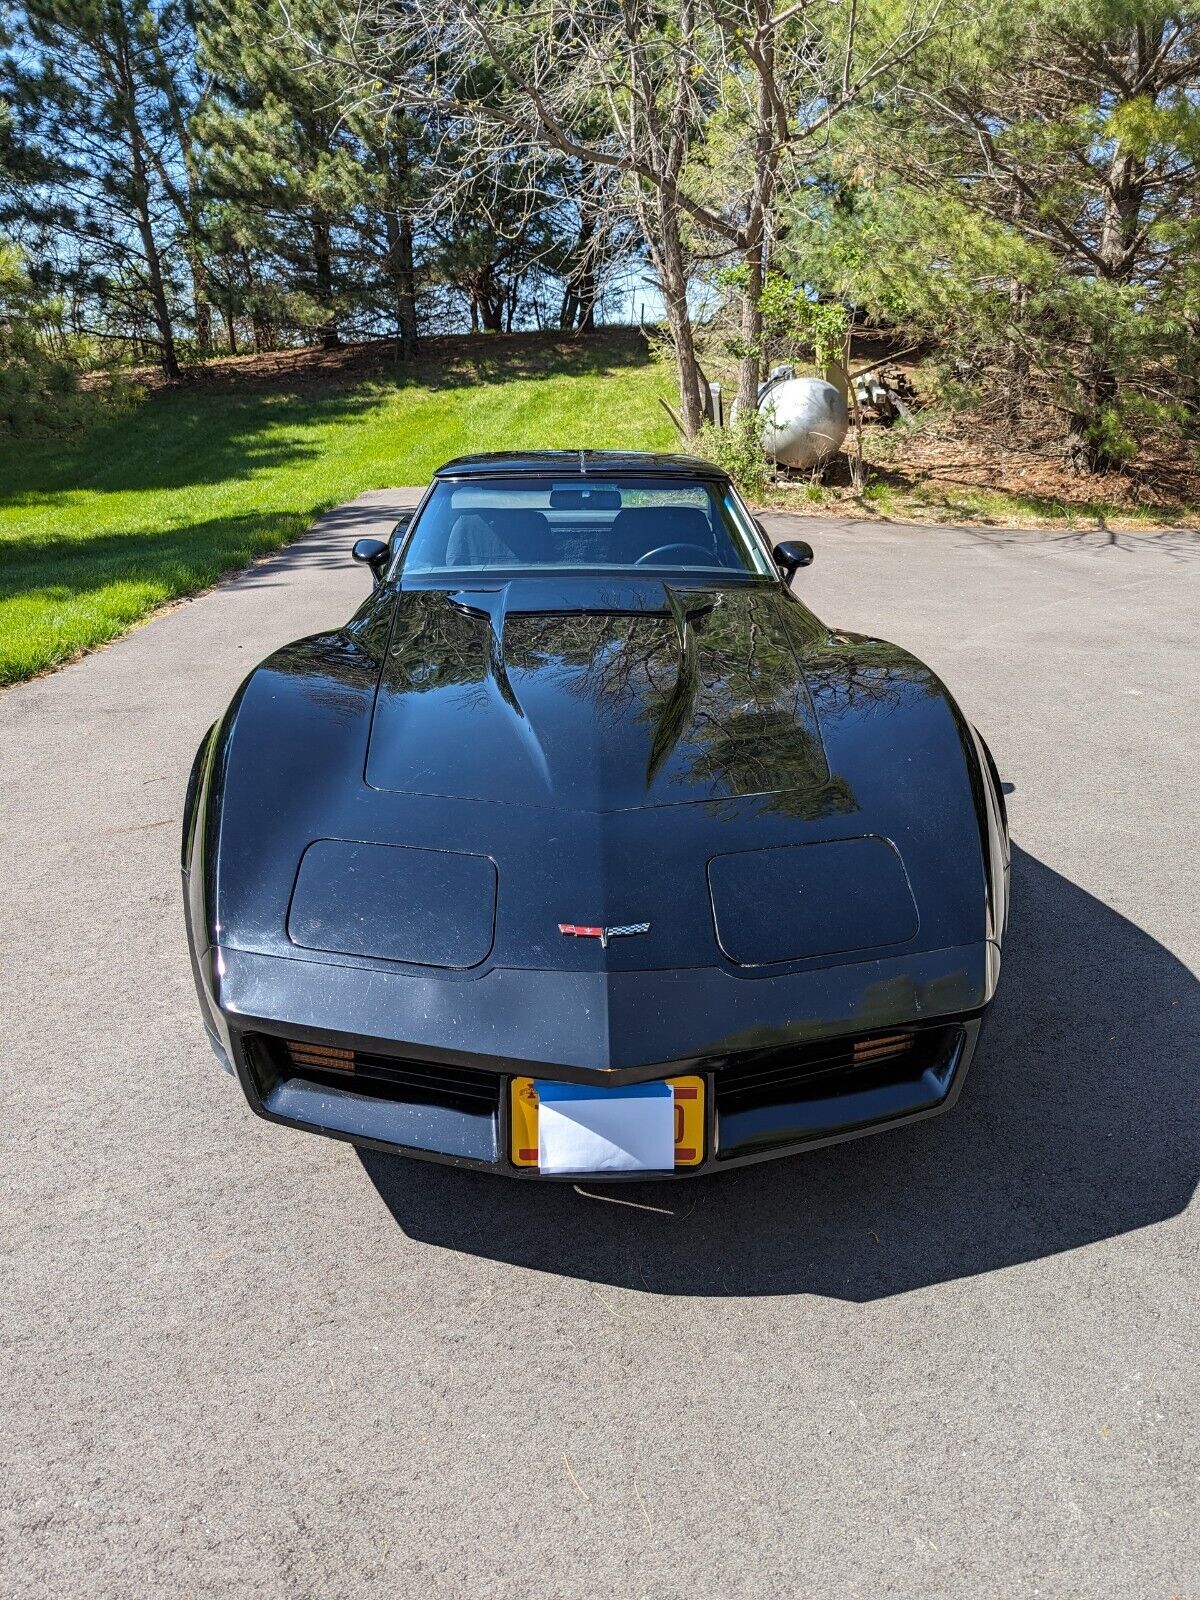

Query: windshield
[398,478,775,578]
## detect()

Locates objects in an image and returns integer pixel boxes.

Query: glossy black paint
[432,449,724,480]
[707,838,919,965]
[182,451,1009,1176]
[351,537,390,582]
[774,539,814,577]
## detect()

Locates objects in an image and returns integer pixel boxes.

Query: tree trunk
[1066,346,1120,472]
[1002,191,1028,430]
[384,209,419,356]
[108,30,179,378]
[1181,317,1200,438]
[396,213,418,356]
[477,273,504,332]
[736,13,778,417]
[189,251,213,357]
[1065,27,1147,471]
[737,243,764,416]
[650,191,705,439]
[383,136,419,356]
[577,258,597,332]
[562,206,598,333]
[152,30,211,363]
[618,0,706,436]
[130,160,179,379]
[194,298,213,356]
[312,213,340,349]
[120,87,178,376]
[222,296,237,355]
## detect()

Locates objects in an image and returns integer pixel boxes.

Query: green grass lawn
[0,334,676,685]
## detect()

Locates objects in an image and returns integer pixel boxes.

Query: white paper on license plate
[535,1080,675,1175]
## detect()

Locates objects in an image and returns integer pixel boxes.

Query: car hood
[202,587,994,976]
[365,578,833,812]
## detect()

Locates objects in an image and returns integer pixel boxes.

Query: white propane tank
[738,375,849,469]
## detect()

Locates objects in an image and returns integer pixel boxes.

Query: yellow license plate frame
[510,1075,705,1170]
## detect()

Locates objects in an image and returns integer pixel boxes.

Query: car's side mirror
[352,537,390,585]
[775,539,814,579]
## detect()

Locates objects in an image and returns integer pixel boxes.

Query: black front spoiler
[211,992,992,1184]
[236,1021,979,1179]
[249,1030,972,1184]
[197,936,991,1177]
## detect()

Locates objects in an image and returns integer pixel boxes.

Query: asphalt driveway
[2,494,1197,1598]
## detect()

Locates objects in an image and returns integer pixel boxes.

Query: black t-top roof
[432,450,728,480]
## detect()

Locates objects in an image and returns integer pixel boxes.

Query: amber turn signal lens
[286,1041,356,1073]
[851,1032,915,1064]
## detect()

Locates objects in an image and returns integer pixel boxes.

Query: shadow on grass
[0,491,426,682]
[0,332,666,682]
[0,385,384,506]
[359,844,1198,1300]
[0,331,661,507]
[416,328,659,389]
[173,327,658,394]
[0,512,311,605]
[0,509,329,683]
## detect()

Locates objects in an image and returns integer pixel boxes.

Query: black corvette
[183,450,1008,1178]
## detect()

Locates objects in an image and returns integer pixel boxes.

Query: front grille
[716,1026,958,1112]
[273,1038,501,1115]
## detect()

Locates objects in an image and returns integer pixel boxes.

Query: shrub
[698,413,774,501]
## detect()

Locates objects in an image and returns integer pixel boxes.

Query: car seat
[445,512,518,567]
[607,506,718,564]
[485,509,555,565]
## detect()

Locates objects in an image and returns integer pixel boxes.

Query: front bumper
[196,940,995,1178]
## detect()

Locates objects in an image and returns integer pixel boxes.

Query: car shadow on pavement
[358,844,1198,1300]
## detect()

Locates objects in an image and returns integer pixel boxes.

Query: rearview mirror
[774,539,814,579]
[352,537,390,585]
[549,487,622,510]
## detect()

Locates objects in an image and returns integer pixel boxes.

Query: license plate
[510,1075,704,1171]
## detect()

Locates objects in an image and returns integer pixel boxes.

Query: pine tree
[197,0,370,348]
[344,104,429,354]
[2,0,207,378]
[787,0,1200,470]
[0,237,84,433]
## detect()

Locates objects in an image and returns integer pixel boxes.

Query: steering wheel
[634,542,716,567]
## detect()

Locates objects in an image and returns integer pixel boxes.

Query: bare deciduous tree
[304,0,941,434]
